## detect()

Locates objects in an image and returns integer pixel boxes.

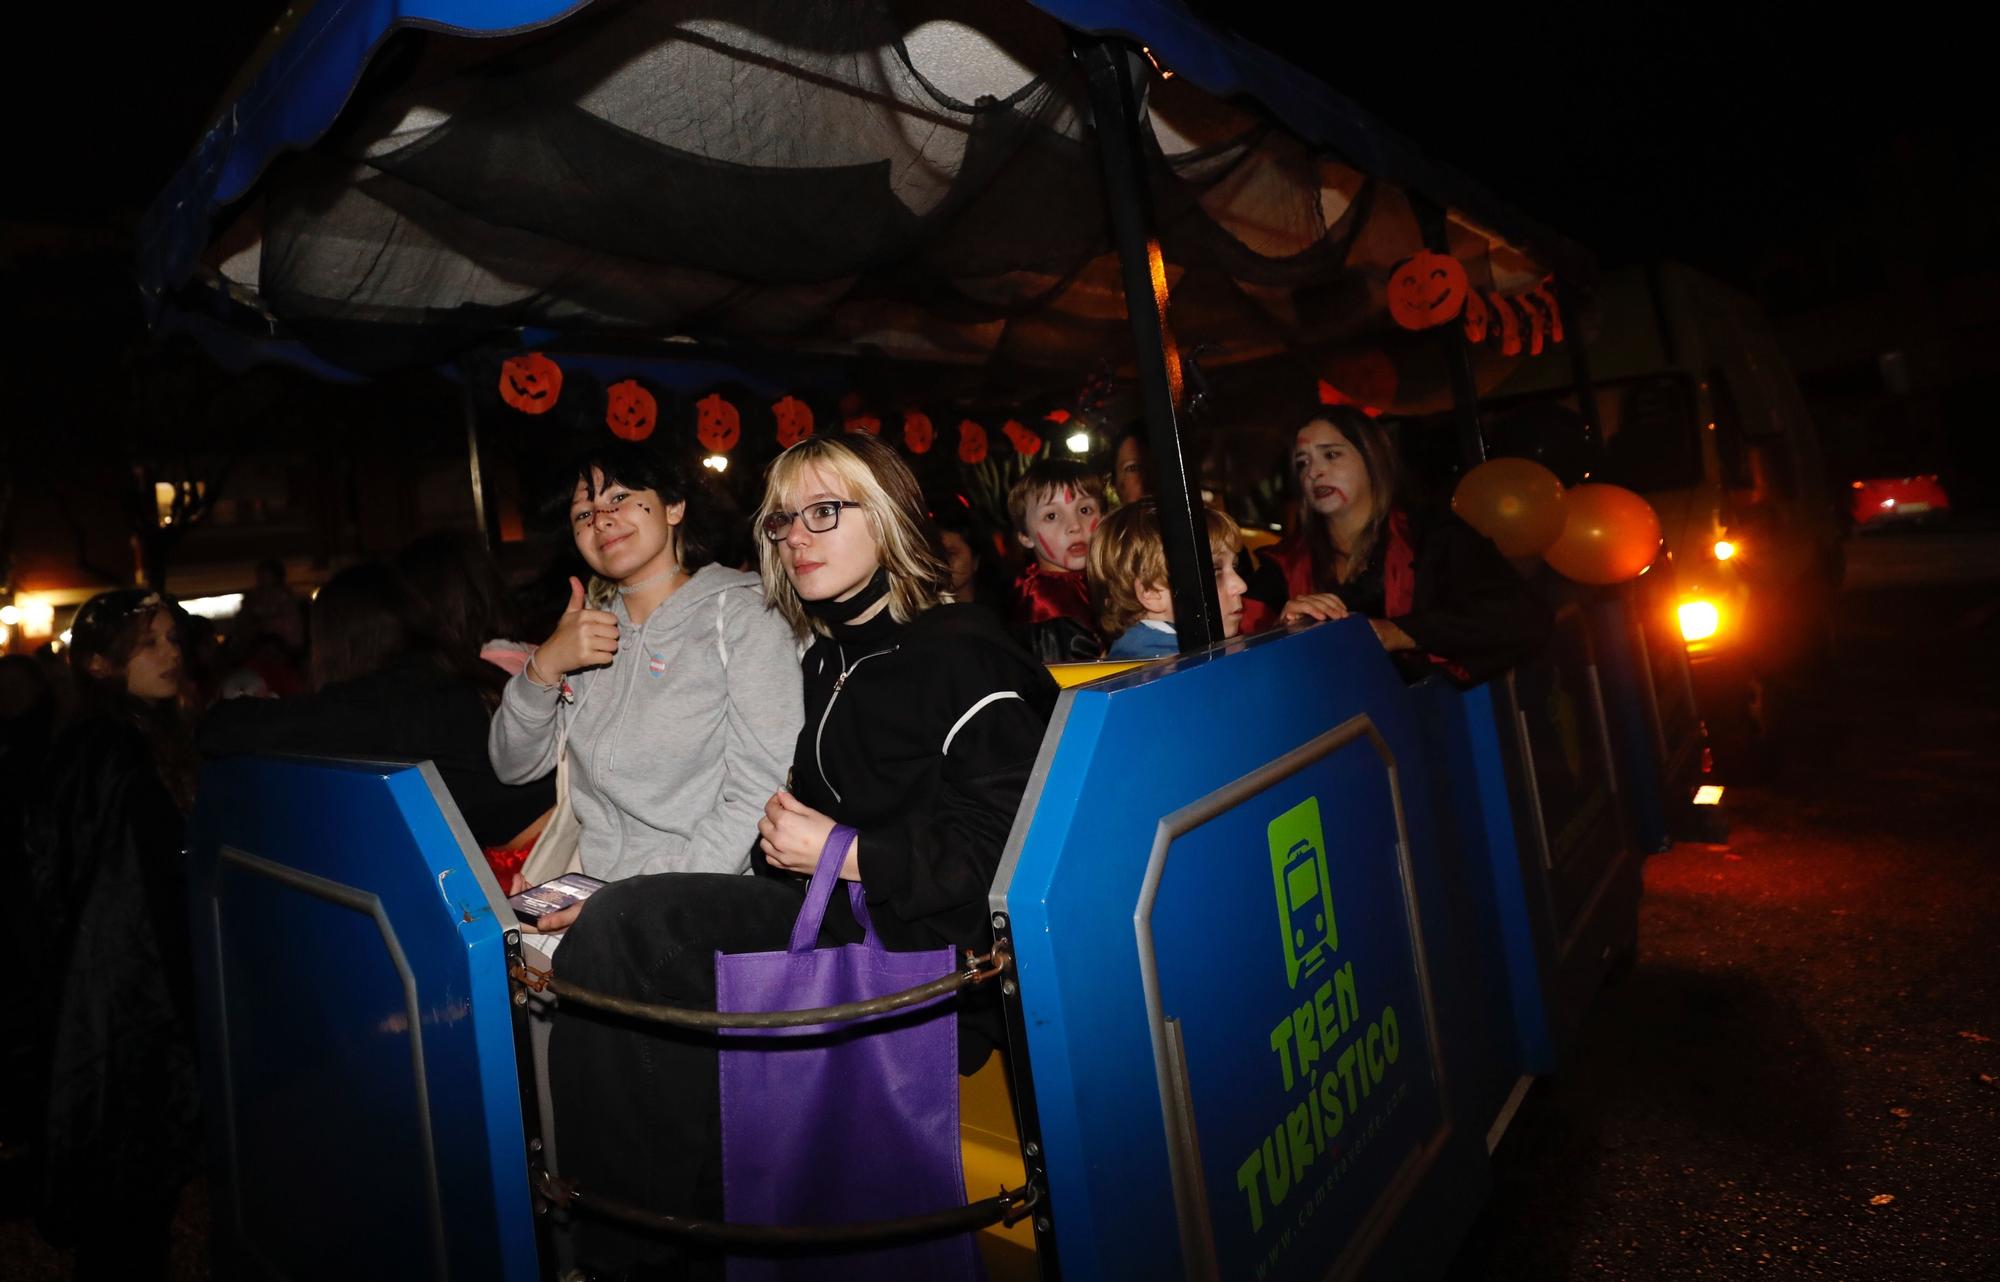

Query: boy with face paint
[1005,459,1108,662]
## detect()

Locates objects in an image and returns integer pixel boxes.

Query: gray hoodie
[488,564,803,881]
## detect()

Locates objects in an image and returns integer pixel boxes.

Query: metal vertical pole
[1414,201,1486,470]
[1079,39,1221,652]
[462,365,496,550]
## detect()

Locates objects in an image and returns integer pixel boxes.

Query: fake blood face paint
[1020,487,1102,571]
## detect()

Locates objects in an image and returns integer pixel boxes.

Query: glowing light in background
[1678,600,1720,642]
[702,455,729,473]
[1712,540,1736,561]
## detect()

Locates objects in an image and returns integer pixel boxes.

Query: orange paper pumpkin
[1488,292,1522,357]
[772,396,815,449]
[957,419,989,465]
[604,380,658,441]
[1387,250,1470,331]
[1532,281,1565,344]
[902,410,935,454]
[1462,290,1490,344]
[499,353,563,415]
[695,393,741,453]
[1002,419,1042,456]
[1044,408,1072,425]
[1543,484,1662,585]
[1452,458,1568,557]
[1317,349,1398,418]
[843,414,882,436]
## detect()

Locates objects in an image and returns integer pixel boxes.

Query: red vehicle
[1851,475,1951,530]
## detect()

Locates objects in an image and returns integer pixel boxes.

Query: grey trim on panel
[216,845,450,1280]
[1133,716,1455,1282]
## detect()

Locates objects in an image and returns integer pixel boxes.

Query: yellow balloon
[1451,457,1568,557]
[1543,484,1662,585]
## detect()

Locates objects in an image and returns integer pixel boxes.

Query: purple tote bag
[715,825,980,1282]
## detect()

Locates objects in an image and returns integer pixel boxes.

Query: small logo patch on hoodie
[648,652,667,677]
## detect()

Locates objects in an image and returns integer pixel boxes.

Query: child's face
[1017,486,1102,572]
[1136,547,1248,639]
[1214,549,1248,638]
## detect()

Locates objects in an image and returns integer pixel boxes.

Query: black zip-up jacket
[770,603,1057,1064]
[779,603,1057,951]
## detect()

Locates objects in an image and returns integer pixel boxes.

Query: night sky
[5,5,1988,301]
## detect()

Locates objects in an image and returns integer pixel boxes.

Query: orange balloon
[1543,484,1662,585]
[1452,458,1567,557]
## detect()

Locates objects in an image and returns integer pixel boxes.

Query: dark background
[2,2,1995,603]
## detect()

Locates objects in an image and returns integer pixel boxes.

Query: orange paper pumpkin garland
[604,380,658,441]
[1488,291,1522,357]
[1002,419,1043,456]
[772,396,815,448]
[695,393,741,453]
[1532,281,1565,344]
[1462,289,1490,344]
[957,419,989,465]
[1386,250,1470,330]
[499,353,563,415]
[902,410,935,455]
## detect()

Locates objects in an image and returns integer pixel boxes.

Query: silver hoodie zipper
[813,641,895,803]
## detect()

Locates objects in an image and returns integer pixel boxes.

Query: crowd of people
[1,401,1551,1279]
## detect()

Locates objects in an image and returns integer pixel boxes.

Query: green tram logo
[1234,792,1409,1257]
[1268,797,1337,988]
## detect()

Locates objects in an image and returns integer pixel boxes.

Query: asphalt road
[1445,529,2000,1280]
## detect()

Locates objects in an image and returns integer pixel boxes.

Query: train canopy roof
[140,0,1591,391]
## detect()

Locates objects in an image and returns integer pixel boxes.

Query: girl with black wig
[21,591,200,1279]
[488,440,803,889]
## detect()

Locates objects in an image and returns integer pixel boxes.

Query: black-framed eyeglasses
[759,500,863,543]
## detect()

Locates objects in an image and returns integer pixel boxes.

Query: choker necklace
[802,568,891,625]
[617,564,686,595]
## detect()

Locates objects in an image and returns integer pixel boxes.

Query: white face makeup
[569,470,684,585]
[1292,420,1374,524]
[777,464,882,604]
[1017,486,1102,572]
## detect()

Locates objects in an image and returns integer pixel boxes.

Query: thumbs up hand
[534,576,622,679]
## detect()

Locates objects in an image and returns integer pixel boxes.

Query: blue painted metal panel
[186,756,536,1281]
[1587,592,1671,854]
[1406,679,1553,1117]
[999,621,1489,1281]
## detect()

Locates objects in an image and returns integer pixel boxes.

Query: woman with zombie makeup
[1263,404,1552,684]
[545,435,1057,1277]
[488,440,803,885]
[19,591,201,1279]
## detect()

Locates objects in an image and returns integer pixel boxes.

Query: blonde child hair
[1088,500,1242,637]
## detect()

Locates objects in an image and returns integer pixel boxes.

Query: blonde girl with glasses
[546,435,1057,1277]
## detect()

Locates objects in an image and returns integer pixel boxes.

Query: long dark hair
[395,530,511,709]
[65,591,198,811]
[555,440,716,574]
[1293,404,1400,590]
[307,564,409,692]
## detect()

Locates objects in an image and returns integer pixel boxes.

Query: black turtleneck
[777,603,1057,1066]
